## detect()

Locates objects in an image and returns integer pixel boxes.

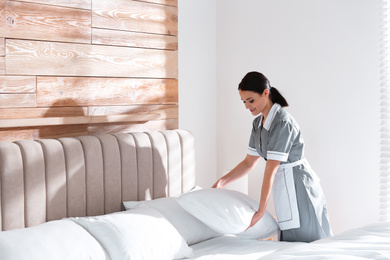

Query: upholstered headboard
[0,130,195,231]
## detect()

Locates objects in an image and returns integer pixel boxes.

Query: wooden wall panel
[0,37,4,55]
[135,0,177,7]
[88,119,178,135]
[37,77,178,106]
[92,28,178,50]
[0,56,5,74]
[6,39,178,78]
[0,0,178,141]
[0,94,36,108]
[0,1,91,43]
[93,0,178,35]
[10,0,92,10]
[0,76,35,93]
[88,105,178,119]
[0,107,87,119]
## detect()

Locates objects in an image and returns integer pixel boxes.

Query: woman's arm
[212,154,260,188]
[247,159,280,229]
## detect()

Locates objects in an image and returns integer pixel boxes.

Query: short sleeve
[267,120,296,161]
[247,117,261,156]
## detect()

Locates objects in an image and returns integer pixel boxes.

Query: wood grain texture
[9,0,91,10]
[0,76,35,93]
[92,28,177,50]
[0,56,5,74]
[134,0,177,7]
[0,38,4,56]
[88,105,178,119]
[93,0,178,36]
[0,1,91,43]
[0,114,161,128]
[36,77,178,106]
[6,39,178,78]
[0,0,179,140]
[0,94,36,108]
[0,107,87,119]
[0,125,89,142]
[88,118,178,135]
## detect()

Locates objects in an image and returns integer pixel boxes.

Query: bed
[0,129,389,260]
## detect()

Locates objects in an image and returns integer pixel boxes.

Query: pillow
[70,207,193,260]
[0,219,109,260]
[177,188,279,240]
[123,196,220,245]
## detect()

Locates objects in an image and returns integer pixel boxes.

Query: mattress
[188,222,390,260]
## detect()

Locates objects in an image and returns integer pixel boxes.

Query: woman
[212,71,332,242]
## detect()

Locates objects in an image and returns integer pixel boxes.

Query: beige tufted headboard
[0,129,195,231]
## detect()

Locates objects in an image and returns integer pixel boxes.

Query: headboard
[0,129,195,231]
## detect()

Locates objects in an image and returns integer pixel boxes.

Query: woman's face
[239,89,269,116]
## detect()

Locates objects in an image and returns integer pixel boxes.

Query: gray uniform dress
[248,103,332,242]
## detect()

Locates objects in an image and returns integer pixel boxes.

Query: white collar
[257,103,281,130]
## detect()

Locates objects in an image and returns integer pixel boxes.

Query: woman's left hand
[246,211,264,230]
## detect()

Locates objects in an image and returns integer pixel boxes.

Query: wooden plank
[9,0,91,10]
[37,77,178,106]
[93,0,178,36]
[88,105,178,119]
[0,125,89,142]
[134,0,177,7]
[0,38,4,56]
[88,118,178,135]
[92,28,177,50]
[0,114,160,128]
[6,40,178,78]
[0,56,5,74]
[0,1,91,43]
[0,128,39,142]
[0,107,88,119]
[0,76,36,93]
[0,94,36,108]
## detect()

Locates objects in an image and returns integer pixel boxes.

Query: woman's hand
[246,211,264,230]
[212,178,224,188]
[211,155,260,189]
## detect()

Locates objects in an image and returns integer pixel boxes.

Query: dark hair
[238,71,289,107]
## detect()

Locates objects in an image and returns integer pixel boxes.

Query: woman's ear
[263,89,270,96]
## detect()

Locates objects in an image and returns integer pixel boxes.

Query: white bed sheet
[186,222,390,260]
[186,236,295,260]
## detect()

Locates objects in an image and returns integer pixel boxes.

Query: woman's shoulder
[272,107,300,129]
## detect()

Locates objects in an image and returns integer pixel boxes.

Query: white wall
[178,0,218,188]
[179,0,381,234]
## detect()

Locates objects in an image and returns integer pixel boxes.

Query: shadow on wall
[38,99,88,140]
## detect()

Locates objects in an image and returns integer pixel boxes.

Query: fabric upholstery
[0,129,195,231]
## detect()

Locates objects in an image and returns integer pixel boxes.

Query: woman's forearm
[213,154,260,188]
[258,160,280,216]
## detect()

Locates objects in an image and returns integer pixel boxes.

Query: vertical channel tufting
[14,140,46,228]
[58,138,87,218]
[131,132,153,200]
[160,131,182,197]
[113,133,138,203]
[175,129,196,193]
[77,136,105,216]
[36,139,67,222]
[146,131,168,199]
[0,142,25,231]
[96,135,122,214]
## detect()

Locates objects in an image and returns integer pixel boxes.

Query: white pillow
[0,219,109,260]
[70,207,193,260]
[177,188,279,239]
[123,196,220,245]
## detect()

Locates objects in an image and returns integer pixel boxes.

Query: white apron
[273,158,320,230]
